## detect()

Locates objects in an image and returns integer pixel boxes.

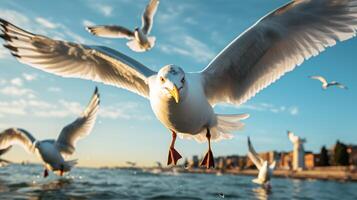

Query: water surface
[0,164,356,199]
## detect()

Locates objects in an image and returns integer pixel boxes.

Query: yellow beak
[168,85,180,103]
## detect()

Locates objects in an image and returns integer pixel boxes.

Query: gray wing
[247,137,264,170]
[141,0,160,34]
[0,18,156,98]
[329,81,348,89]
[86,25,134,39]
[56,87,100,156]
[200,0,357,106]
[310,76,328,86]
[0,128,37,154]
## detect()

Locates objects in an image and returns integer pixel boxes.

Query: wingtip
[3,44,18,52]
[0,33,12,42]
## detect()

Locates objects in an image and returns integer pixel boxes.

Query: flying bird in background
[309,76,348,90]
[0,88,100,177]
[1,0,357,169]
[247,137,276,189]
[86,0,159,52]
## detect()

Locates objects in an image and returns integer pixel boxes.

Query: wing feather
[0,128,37,154]
[310,76,328,85]
[0,18,156,98]
[86,25,134,39]
[200,0,357,106]
[56,87,100,156]
[247,137,264,170]
[141,0,160,34]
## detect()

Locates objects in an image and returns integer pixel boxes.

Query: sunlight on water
[0,164,356,199]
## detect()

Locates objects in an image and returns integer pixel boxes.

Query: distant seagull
[0,87,100,177]
[126,161,137,167]
[2,0,357,169]
[309,76,348,90]
[86,0,159,52]
[247,137,276,189]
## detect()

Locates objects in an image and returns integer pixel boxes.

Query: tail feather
[147,36,156,48]
[126,40,146,52]
[63,159,78,172]
[178,113,249,143]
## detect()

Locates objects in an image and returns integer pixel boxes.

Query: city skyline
[0,0,356,167]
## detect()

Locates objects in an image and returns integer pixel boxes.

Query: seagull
[309,76,348,90]
[247,137,276,189]
[86,0,159,52]
[0,87,100,177]
[126,161,137,167]
[1,0,357,169]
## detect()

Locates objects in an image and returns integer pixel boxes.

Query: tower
[288,131,306,171]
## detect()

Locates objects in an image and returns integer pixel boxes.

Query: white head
[157,64,187,103]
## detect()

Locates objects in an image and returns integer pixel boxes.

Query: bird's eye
[160,77,165,83]
[181,77,185,84]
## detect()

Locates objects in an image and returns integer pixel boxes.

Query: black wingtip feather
[94,86,98,94]
[3,44,18,52]
[0,33,12,42]
[10,52,21,58]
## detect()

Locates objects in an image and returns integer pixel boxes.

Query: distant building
[347,145,357,166]
[238,156,247,169]
[279,151,293,170]
[305,152,321,169]
[188,155,199,168]
[215,156,226,169]
[225,155,240,169]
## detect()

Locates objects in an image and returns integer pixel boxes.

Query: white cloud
[159,35,215,63]
[0,100,27,116]
[35,17,58,29]
[95,4,113,17]
[99,103,152,120]
[48,87,62,92]
[0,48,9,59]
[289,106,299,116]
[22,73,37,81]
[82,19,95,27]
[0,86,33,97]
[0,9,30,29]
[10,78,23,87]
[0,79,7,85]
[220,102,299,116]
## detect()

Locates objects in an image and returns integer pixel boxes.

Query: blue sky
[0,0,356,167]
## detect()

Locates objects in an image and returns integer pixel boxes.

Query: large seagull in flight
[1,0,357,168]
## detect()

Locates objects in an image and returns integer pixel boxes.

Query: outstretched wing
[141,0,160,34]
[86,25,134,39]
[200,0,357,106]
[310,76,328,85]
[56,87,100,156]
[247,137,264,170]
[269,160,276,170]
[330,81,348,89]
[0,128,37,154]
[0,18,156,98]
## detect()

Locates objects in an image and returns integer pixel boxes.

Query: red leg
[60,165,64,176]
[167,131,182,166]
[200,128,215,168]
[43,169,49,178]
